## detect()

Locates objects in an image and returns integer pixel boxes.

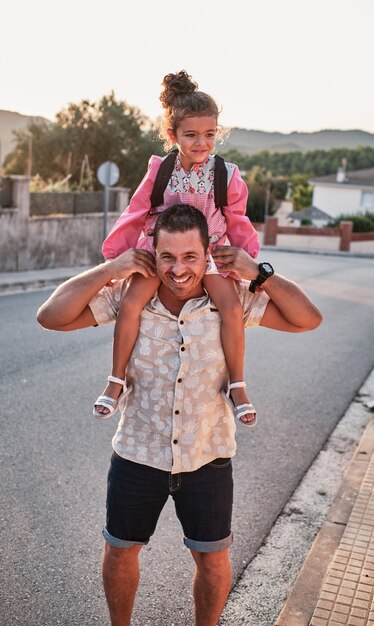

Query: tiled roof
[288,206,332,220]
[310,167,374,186]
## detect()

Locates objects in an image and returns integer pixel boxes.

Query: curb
[0,266,91,295]
[275,417,374,626]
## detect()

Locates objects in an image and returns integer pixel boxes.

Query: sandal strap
[234,403,256,423]
[234,402,255,415]
[228,381,246,391]
[107,375,126,385]
[95,395,118,409]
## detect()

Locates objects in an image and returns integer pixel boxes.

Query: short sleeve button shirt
[90,281,269,474]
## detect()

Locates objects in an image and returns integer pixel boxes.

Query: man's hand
[107,248,156,281]
[211,246,259,281]
[37,248,156,331]
[212,245,322,332]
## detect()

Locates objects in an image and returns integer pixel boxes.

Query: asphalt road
[1,250,374,626]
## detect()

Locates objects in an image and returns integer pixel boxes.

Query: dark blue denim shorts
[103,452,233,553]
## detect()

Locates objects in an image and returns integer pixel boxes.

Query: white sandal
[226,381,257,428]
[93,375,133,420]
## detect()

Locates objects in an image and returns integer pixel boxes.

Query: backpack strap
[213,155,228,210]
[150,149,178,209]
[150,149,228,212]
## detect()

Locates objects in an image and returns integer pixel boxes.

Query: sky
[2,0,374,134]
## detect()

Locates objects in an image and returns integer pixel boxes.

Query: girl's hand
[211,246,259,281]
[107,249,156,280]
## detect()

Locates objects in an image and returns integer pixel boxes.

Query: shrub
[327,213,374,232]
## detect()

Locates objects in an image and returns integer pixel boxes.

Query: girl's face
[168,116,217,171]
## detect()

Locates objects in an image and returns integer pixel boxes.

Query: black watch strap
[249,262,274,293]
[248,281,257,293]
[249,277,265,293]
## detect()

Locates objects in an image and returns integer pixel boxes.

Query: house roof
[310,167,374,188]
[288,206,332,221]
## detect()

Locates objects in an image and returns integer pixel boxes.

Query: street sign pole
[103,184,110,240]
[97,161,120,241]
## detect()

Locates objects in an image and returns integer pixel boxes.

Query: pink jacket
[102,155,260,260]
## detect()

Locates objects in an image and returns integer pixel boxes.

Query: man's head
[153,204,209,251]
[153,204,210,302]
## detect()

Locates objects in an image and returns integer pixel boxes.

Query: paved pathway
[276,416,374,626]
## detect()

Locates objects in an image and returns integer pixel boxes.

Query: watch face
[260,262,274,277]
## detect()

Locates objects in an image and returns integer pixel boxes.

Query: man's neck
[158,285,204,317]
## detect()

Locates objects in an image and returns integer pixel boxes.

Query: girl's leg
[95,273,161,415]
[203,274,255,424]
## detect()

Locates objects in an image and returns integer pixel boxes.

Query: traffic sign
[97,161,119,187]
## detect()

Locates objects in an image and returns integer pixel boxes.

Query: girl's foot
[94,381,123,416]
[93,376,133,419]
[226,382,257,426]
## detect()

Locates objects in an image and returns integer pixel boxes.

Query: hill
[0,110,51,165]
[1,109,374,165]
[220,128,374,155]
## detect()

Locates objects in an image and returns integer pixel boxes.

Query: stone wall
[29,190,118,216]
[0,177,128,271]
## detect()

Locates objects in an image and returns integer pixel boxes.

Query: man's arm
[36,249,156,331]
[211,246,322,332]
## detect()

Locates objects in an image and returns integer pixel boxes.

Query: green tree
[220,146,374,178]
[215,148,250,171]
[4,92,164,193]
[290,174,313,210]
[4,119,56,179]
[245,166,288,222]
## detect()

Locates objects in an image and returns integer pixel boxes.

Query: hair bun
[160,70,198,109]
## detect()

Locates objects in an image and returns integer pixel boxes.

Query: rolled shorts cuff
[184,531,233,553]
[102,527,149,549]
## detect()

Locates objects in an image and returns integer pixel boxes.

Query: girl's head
[159,71,221,164]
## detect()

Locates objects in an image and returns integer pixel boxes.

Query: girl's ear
[167,128,177,145]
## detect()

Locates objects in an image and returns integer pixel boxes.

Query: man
[37,204,322,626]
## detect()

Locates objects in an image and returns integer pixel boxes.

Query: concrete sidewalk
[0,265,91,295]
[218,365,374,626]
[276,415,374,626]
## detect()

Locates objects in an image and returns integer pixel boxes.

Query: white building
[309,167,374,219]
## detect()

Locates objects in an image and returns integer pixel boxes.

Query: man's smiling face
[155,228,209,302]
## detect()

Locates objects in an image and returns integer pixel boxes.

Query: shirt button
[180,346,185,352]
[175,410,180,415]
[173,439,178,444]
[177,378,182,383]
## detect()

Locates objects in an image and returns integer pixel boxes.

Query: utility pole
[26,136,33,177]
[66,151,72,178]
[264,183,270,220]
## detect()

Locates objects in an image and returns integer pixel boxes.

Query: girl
[93,70,260,426]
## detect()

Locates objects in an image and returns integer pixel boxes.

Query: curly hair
[158,70,220,150]
[153,204,209,251]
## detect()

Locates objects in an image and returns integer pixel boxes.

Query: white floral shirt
[90,282,269,474]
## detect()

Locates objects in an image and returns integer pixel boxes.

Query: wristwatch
[249,262,274,293]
